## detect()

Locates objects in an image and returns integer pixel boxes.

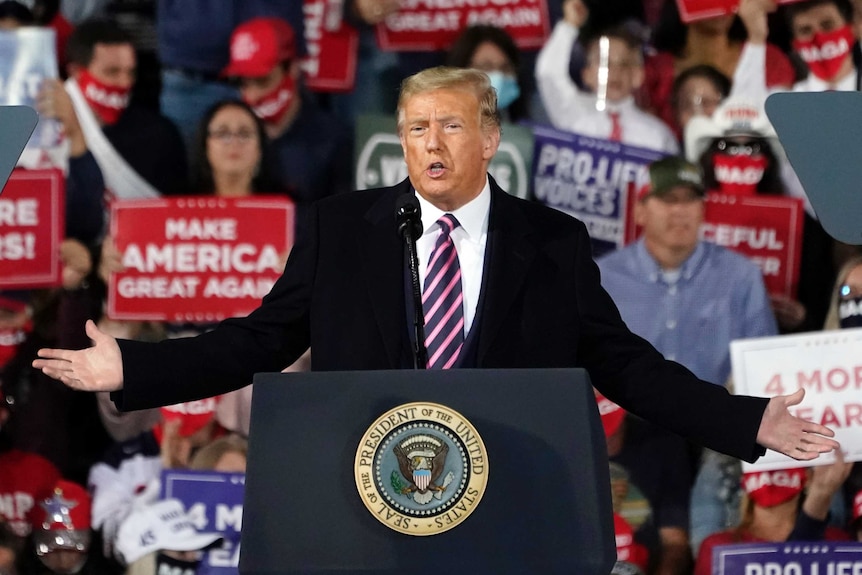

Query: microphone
[395,193,427,369]
[395,193,423,240]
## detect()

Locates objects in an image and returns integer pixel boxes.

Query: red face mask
[793,25,855,82]
[712,153,768,195]
[742,468,806,507]
[77,69,130,125]
[244,73,296,125]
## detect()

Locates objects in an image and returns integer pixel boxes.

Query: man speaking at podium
[33,66,836,465]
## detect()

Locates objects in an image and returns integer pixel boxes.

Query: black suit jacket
[117,177,768,461]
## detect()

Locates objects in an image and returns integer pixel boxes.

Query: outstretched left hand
[756,388,839,460]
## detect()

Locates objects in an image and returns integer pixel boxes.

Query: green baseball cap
[644,156,705,199]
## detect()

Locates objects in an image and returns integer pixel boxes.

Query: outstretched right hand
[32,320,124,392]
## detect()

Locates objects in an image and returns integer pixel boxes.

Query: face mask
[742,468,806,507]
[77,69,130,125]
[839,295,862,328]
[712,153,768,195]
[793,25,855,82]
[154,553,200,575]
[244,73,296,125]
[486,70,520,111]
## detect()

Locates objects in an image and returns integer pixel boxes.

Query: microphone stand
[403,225,427,369]
[396,194,427,369]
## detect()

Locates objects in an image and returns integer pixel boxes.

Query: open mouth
[427,162,445,176]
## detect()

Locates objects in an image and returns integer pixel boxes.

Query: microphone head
[395,193,423,239]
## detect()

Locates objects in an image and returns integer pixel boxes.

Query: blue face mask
[486,71,520,111]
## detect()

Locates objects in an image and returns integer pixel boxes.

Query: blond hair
[396,66,501,136]
[189,434,248,470]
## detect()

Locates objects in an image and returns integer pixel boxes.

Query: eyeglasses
[208,129,256,144]
[677,93,723,114]
[716,140,762,156]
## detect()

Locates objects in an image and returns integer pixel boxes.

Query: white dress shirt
[414,179,490,337]
[535,21,679,154]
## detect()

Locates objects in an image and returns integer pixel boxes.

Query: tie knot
[437,214,460,236]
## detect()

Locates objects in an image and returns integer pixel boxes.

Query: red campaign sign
[375,0,550,52]
[701,193,804,298]
[623,191,804,298]
[302,0,359,92]
[108,196,294,322]
[0,168,64,289]
[676,0,805,23]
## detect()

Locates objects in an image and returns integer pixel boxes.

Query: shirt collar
[805,67,857,91]
[634,238,706,283]
[607,96,636,114]
[415,177,491,240]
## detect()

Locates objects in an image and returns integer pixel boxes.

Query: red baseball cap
[222,17,296,78]
[157,397,220,439]
[595,391,626,438]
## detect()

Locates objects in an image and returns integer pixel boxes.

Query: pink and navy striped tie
[423,214,464,369]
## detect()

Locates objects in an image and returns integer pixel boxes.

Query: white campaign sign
[731,327,862,472]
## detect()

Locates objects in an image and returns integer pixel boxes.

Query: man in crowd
[157,0,305,153]
[597,156,778,554]
[598,157,777,388]
[535,0,678,153]
[221,16,353,215]
[38,19,187,207]
[33,67,836,477]
[734,0,857,96]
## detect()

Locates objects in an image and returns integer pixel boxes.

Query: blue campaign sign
[713,541,862,575]
[530,124,666,257]
[162,469,246,575]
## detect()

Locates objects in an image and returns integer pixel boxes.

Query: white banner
[730,327,862,472]
[0,27,64,170]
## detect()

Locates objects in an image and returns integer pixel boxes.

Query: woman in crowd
[95,99,283,443]
[189,99,280,197]
[694,460,852,575]
[822,255,862,527]
[644,0,795,136]
[446,24,530,123]
[822,254,862,331]
[670,64,731,143]
[686,98,836,333]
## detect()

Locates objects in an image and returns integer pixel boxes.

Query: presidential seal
[354,402,488,536]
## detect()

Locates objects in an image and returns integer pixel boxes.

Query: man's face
[87,42,135,89]
[791,2,847,41]
[239,64,288,103]
[635,186,704,254]
[582,38,644,103]
[399,88,499,211]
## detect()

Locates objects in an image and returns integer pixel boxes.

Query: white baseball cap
[115,498,222,564]
[684,97,784,164]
